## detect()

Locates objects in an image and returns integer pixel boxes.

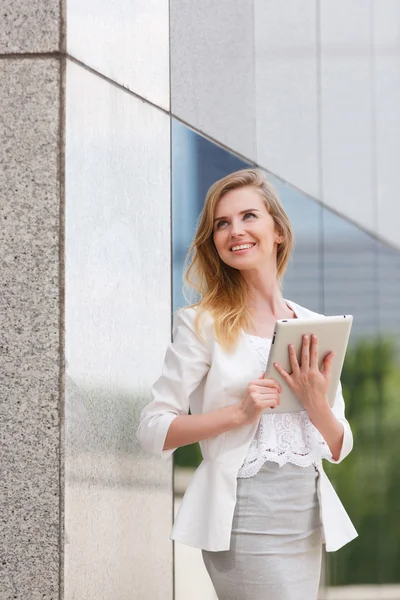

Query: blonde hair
[183,168,294,351]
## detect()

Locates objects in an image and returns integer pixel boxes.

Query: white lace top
[237,333,332,478]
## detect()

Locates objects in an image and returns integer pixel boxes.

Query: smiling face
[212,186,283,272]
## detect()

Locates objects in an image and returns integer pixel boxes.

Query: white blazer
[137,299,358,552]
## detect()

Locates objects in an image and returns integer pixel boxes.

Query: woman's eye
[215,213,256,229]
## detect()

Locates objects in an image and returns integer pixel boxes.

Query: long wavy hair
[183,168,294,351]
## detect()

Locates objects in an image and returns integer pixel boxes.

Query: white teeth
[231,243,255,252]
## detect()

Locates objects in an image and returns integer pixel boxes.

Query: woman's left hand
[273,334,334,414]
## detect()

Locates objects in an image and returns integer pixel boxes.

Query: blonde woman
[137,169,357,600]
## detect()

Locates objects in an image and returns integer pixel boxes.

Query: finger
[310,334,319,370]
[273,362,292,386]
[261,395,280,409]
[300,335,310,370]
[258,388,281,401]
[252,376,281,390]
[322,351,335,380]
[288,344,300,375]
[250,390,280,409]
[260,378,282,392]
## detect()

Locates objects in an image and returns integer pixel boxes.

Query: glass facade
[172,119,400,588]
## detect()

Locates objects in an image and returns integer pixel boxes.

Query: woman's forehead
[215,187,266,215]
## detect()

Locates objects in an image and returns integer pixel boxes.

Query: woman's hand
[273,334,334,415]
[236,375,282,425]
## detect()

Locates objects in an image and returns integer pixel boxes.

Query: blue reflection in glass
[172,121,324,315]
[323,208,378,343]
[376,242,400,584]
[172,120,252,312]
[269,175,322,313]
[378,244,400,347]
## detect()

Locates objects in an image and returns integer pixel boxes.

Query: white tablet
[263,315,353,414]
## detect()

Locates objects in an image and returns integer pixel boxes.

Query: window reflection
[376,243,400,584]
[172,119,252,312]
[270,176,322,313]
[321,208,399,586]
[323,208,378,342]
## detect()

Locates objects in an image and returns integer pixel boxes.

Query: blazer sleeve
[325,381,354,464]
[136,307,211,460]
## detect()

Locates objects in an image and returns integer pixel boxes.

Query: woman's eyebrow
[213,208,260,223]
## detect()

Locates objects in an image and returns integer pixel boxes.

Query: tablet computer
[263,315,353,414]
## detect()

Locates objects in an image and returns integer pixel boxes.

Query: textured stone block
[0,0,60,53]
[0,58,61,599]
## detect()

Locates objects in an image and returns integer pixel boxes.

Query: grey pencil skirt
[202,461,323,600]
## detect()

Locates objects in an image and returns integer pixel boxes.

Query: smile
[230,243,256,252]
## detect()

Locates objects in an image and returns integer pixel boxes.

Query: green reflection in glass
[325,335,400,585]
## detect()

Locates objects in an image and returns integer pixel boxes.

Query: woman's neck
[242,270,286,317]
[239,265,295,337]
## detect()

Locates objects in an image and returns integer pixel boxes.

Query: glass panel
[269,176,323,313]
[322,208,380,586]
[376,243,400,583]
[323,209,378,341]
[65,61,172,600]
[172,119,252,313]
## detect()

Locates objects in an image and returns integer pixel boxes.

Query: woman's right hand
[236,374,282,425]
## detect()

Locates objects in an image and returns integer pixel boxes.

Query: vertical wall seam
[168,0,175,598]
[369,0,380,334]
[369,4,382,579]
[316,0,325,315]
[252,0,258,164]
[58,53,66,600]
[60,0,66,54]
[58,0,67,595]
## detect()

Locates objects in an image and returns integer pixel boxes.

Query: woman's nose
[230,220,246,237]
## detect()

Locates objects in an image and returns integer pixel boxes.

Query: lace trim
[245,334,271,370]
[238,412,332,477]
[238,333,332,477]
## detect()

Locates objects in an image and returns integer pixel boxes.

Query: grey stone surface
[170,0,256,160]
[373,0,400,251]
[255,0,319,199]
[0,0,60,53]
[320,0,375,234]
[64,60,172,600]
[0,58,61,599]
[67,0,169,110]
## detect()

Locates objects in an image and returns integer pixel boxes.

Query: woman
[137,168,357,599]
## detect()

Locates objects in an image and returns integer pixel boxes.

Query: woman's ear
[274,223,284,244]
